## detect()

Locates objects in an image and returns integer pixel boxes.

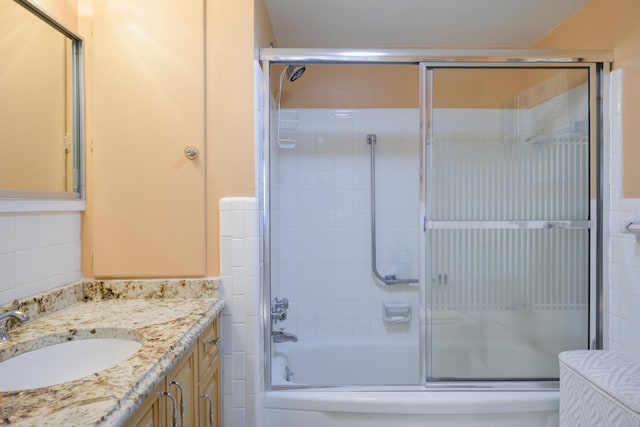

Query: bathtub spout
[272,328,298,343]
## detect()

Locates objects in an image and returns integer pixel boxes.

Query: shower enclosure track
[367,133,419,286]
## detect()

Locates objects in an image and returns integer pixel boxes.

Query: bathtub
[268,338,559,426]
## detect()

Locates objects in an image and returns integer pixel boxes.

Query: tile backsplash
[0,212,81,305]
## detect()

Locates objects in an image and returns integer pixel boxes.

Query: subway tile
[232,408,246,427]
[232,239,245,267]
[232,379,247,408]
[220,210,233,237]
[221,314,233,356]
[232,352,246,380]
[38,215,60,247]
[15,249,39,286]
[15,216,40,251]
[244,211,259,238]
[232,295,246,319]
[0,253,16,293]
[0,216,16,254]
[244,237,259,276]
[220,237,233,277]
[222,354,233,395]
[243,283,260,317]
[232,210,245,237]
[0,288,16,306]
[232,267,247,296]
[232,323,246,352]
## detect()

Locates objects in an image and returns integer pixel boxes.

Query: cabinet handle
[184,145,200,160]
[206,337,221,346]
[200,394,214,427]
[169,380,186,427]
[161,391,179,427]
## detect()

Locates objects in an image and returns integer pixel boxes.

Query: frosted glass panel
[429,229,589,379]
[427,67,591,380]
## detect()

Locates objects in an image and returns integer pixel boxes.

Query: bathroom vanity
[0,279,223,426]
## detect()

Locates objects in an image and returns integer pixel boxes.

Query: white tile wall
[271,108,421,340]
[220,200,263,427]
[0,212,81,304]
[607,69,640,359]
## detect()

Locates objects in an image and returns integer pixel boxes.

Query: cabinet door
[124,380,166,427]
[166,345,198,427]
[198,356,220,427]
[198,318,220,381]
[92,0,206,277]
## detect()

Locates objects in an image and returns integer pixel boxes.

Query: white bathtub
[268,338,559,426]
[264,388,559,427]
[272,339,420,385]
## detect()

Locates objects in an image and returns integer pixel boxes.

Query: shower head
[286,64,306,82]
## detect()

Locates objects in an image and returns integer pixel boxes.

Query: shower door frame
[421,62,604,384]
[260,48,612,391]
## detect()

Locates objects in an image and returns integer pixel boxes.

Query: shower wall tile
[272,108,421,340]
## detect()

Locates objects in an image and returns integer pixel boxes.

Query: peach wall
[206,0,276,275]
[280,65,587,110]
[534,0,640,196]
[281,64,419,108]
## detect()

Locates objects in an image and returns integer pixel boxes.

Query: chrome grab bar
[367,134,419,286]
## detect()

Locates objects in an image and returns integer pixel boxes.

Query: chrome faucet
[0,310,30,342]
[271,298,289,324]
[271,328,298,343]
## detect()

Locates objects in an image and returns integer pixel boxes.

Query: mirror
[0,0,84,201]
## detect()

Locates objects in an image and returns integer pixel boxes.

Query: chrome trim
[8,0,86,202]
[419,62,429,388]
[161,392,179,427]
[168,380,185,427]
[270,381,559,392]
[261,52,610,390]
[260,48,613,64]
[0,190,80,200]
[200,394,214,427]
[368,134,419,286]
[422,64,434,382]
[261,60,273,391]
[72,38,86,199]
[426,220,592,230]
[13,0,83,40]
[594,63,607,349]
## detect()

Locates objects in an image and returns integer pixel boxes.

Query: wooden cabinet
[166,345,198,427]
[91,0,206,277]
[197,318,221,427]
[124,380,166,427]
[125,317,220,427]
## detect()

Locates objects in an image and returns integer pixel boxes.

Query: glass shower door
[425,67,592,380]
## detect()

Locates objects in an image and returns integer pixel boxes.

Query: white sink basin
[0,336,142,392]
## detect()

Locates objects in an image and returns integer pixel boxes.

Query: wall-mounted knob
[184,145,200,160]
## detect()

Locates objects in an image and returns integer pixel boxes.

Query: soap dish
[383,301,412,323]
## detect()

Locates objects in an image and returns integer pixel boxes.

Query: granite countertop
[0,279,224,426]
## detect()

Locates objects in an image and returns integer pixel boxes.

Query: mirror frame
[0,0,85,212]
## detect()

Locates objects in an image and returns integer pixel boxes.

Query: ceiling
[263,0,591,49]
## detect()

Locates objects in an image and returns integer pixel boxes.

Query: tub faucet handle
[273,298,289,310]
